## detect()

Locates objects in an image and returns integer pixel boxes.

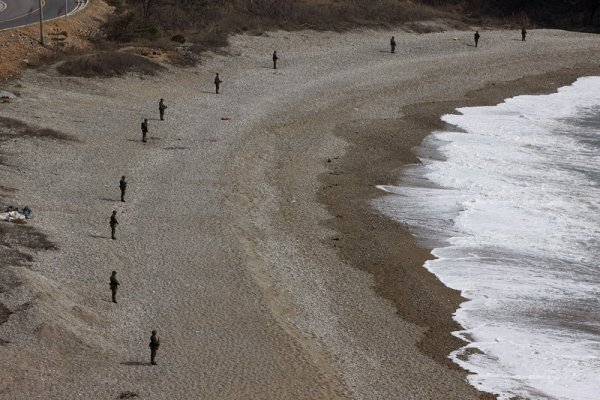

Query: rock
[0,90,17,99]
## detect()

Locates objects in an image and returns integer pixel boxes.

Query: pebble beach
[0,28,600,399]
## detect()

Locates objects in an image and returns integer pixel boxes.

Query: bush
[57,52,163,78]
[0,117,74,141]
[133,21,159,38]
[99,0,466,59]
[168,49,198,67]
[171,34,186,43]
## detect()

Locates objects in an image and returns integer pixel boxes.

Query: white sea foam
[376,77,600,399]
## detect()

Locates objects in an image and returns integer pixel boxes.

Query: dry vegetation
[0,117,75,141]
[101,0,470,61]
[106,0,460,37]
[57,51,164,77]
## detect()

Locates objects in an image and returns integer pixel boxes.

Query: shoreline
[318,65,600,388]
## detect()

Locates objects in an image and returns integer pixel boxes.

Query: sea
[375,77,600,400]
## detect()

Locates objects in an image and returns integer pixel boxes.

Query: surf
[376,76,600,400]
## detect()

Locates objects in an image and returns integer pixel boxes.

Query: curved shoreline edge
[317,65,600,396]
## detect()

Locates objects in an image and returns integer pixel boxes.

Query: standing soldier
[110,271,120,303]
[141,118,148,143]
[214,73,222,94]
[272,51,278,69]
[159,99,167,121]
[149,330,160,365]
[390,36,396,54]
[119,175,127,202]
[521,27,527,41]
[474,30,480,47]
[110,210,119,240]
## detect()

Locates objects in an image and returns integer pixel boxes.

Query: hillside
[105,0,600,45]
[465,0,600,30]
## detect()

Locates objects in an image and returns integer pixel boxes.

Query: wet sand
[319,64,600,368]
[0,28,599,399]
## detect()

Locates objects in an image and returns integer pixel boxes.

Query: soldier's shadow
[89,234,109,239]
[126,138,161,142]
[121,361,150,366]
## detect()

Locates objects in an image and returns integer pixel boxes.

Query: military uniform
[214,74,222,94]
[521,28,527,41]
[149,331,160,365]
[119,176,127,202]
[110,271,120,303]
[390,36,396,53]
[110,211,118,240]
[141,119,148,143]
[159,99,167,121]
[474,31,480,47]
[273,51,278,69]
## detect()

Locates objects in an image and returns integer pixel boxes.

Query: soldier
[119,176,127,202]
[110,210,119,240]
[159,99,167,121]
[390,36,396,54]
[141,118,148,143]
[214,73,222,94]
[272,51,278,69]
[149,330,160,365]
[110,271,119,303]
[474,30,480,47]
[521,27,527,41]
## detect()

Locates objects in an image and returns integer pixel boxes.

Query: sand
[0,28,599,399]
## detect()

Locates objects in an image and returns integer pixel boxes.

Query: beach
[0,28,599,399]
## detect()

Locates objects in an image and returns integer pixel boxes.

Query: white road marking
[67,0,87,16]
[0,1,8,13]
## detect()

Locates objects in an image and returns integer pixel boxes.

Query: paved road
[0,0,86,31]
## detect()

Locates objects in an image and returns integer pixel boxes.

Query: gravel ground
[0,28,599,399]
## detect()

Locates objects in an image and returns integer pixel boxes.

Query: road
[0,0,86,31]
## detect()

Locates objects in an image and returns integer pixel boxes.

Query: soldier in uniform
[149,330,160,365]
[159,99,167,121]
[474,30,480,47]
[521,28,527,41]
[110,271,120,303]
[272,51,279,69]
[141,119,148,143]
[119,176,127,202]
[214,73,222,94]
[390,36,396,53]
[110,210,119,240]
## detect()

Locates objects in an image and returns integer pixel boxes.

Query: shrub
[0,117,74,141]
[57,52,163,78]
[171,34,186,43]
